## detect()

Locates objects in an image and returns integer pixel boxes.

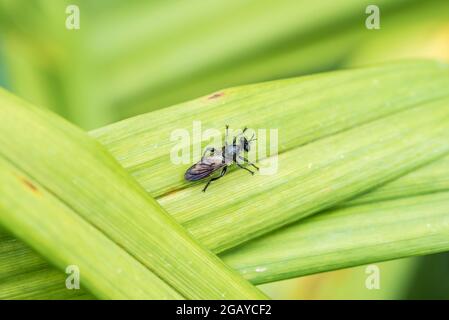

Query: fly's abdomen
[184,156,225,181]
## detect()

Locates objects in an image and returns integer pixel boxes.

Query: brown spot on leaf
[20,177,40,194]
[207,92,224,100]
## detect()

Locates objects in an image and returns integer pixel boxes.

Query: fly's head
[240,132,256,152]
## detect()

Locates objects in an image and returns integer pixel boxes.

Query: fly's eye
[243,139,250,152]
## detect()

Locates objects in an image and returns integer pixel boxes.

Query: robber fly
[185,125,259,192]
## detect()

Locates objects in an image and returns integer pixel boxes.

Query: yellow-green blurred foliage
[1,0,448,129]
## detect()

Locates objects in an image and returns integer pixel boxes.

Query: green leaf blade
[222,192,449,284]
[2,60,449,298]
[0,88,266,299]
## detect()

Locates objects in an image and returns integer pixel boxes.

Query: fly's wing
[184,155,225,181]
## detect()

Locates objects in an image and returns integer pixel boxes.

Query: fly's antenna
[235,127,249,139]
[249,133,257,143]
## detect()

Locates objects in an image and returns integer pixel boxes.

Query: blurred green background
[0,0,448,299]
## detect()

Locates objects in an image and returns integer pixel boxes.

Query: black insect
[185,125,259,192]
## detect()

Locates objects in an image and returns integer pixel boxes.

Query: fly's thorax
[223,144,242,164]
[202,154,224,165]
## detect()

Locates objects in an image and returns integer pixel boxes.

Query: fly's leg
[203,166,227,192]
[239,156,259,171]
[237,163,254,175]
[225,125,229,147]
